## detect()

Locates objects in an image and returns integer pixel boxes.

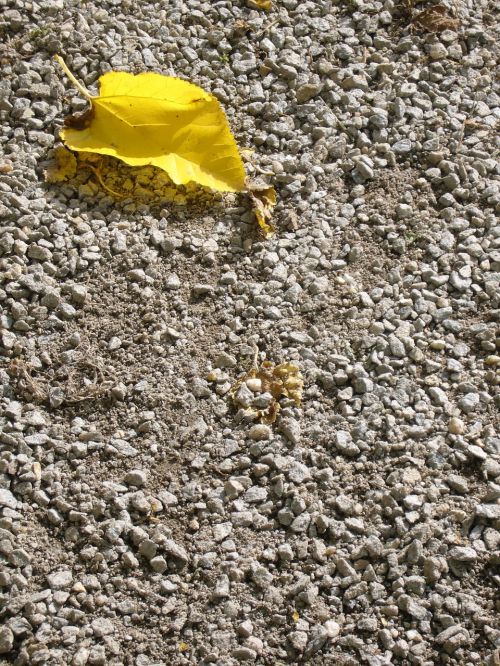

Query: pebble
[150,556,168,573]
[447,475,469,494]
[47,570,73,590]
[476,504,500,520]
[448,547,477,562]
[232,647,257,661]
[458,393,480,413]
[0,490,17,509]
[124,469,147,487]
[247,424,271,441]
[448,417,465,435]
[0,627,14,654]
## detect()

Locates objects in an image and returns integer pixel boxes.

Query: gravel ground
[1,0,499,664]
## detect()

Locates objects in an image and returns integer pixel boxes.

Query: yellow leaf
[45,146,77,183]
[247,180,277,238]
[55,55,246,193]
[292,610,300,622]
[179,642,189,652]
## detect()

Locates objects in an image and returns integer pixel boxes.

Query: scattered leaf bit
[179,642,189,652]
[247,179,277,238]
[272,362,303,407]
[240,147,255,160]
[7,358,47,402]
[292,610,300,623]
[230,359,303,425]
[412,5,460,32]
[55,54,246,193]
[232,19,252,37]
[247,0,272,9]
[44,146,77,183]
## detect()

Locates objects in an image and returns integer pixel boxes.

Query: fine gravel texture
[1,0,499,665]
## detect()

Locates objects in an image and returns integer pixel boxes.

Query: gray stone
[232,647,257,661]
[458,393,480,413]
[448,547,477,562]
[296,81,323,103]
[163,540,189,568]
[0,626,14,654]
[124,469,147,487]
[91,618,114,637]
[290,513,311,533]
[393,139,412,153]
[150,556,168,573]
[476,504,500,520]
[244,486,268,503]
[47,570,73,589]
[0,489,17,509]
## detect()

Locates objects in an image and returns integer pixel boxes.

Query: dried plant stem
[86,162,125,198]
[54,54,95,100]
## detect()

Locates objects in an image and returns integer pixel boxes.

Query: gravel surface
[1,0,499,664]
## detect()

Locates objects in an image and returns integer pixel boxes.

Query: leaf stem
[54,55,95,100]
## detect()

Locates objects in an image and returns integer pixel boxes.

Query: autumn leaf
[55,55,246,193]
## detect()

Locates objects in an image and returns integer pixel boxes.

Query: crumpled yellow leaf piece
[247,179,277,238]
[44,146,77,182]
[55,55,246,193]
[230,359,303,424]
[247,0,272,9]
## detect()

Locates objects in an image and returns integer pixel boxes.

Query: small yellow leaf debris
[55,55,246,193]
[247,0,272,9]
[240,147,255,160]
[45,146,77,183]
[179,642,189,652]
[247,179,277,238]
[32,462,42,482]
[230,357,303,424]
[292,610,300,623]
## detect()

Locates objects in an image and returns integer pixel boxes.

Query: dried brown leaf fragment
[246,179,277,238]
[412,4,460,32]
